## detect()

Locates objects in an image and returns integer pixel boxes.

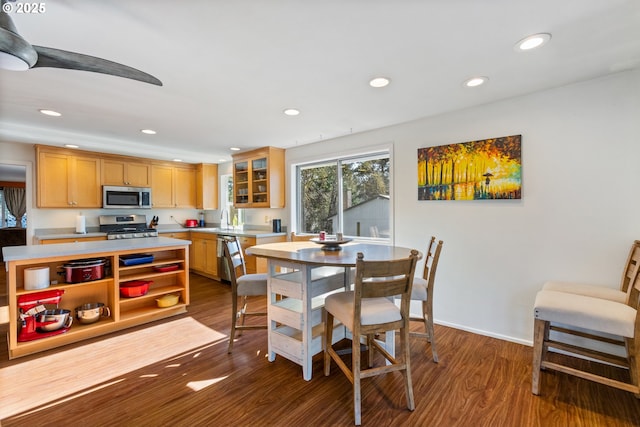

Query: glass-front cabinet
[232,147,285,208]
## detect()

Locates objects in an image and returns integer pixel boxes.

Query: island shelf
[3,237,190,359]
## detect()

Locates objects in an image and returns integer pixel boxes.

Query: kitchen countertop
[33,226,287,240]
[2,236,190,262]
[174,226,286,239]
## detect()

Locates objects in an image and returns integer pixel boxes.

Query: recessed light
[40,109,61,117]
[515,33,551,51]
[282,108,300,116]
[230,147,241,151]
[464,76,488,87]
[173,159,182,162]
[141,129,156,135]
[369,77,391,88]
[64,144,79,149]
[283,108,300,116]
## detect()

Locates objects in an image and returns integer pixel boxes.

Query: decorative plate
[309,237,353,251]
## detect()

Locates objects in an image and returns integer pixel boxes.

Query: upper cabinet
[35,145,215,210]
[102,159,151,187]
[36,146,102,208]
[151,163,197,208]
[196,163,218,210]
[232,147,285,208]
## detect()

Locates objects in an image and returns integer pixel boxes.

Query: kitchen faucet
[220,208,229,229]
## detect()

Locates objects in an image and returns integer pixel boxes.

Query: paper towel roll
[24,267,50,290]
[76,215,86,234]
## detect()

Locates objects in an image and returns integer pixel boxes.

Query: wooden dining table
[246,240,421,380]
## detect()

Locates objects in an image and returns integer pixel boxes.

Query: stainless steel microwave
[103,186,152,209]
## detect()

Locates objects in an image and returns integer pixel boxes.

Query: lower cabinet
[190,232,218,278]
[6,243,189,359]
[237,235,286,274]
[190,233,286,278]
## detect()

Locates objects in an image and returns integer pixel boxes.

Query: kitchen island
[33,226,287,277]
[3,237,190,359]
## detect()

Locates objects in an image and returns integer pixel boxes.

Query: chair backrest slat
[223,238,246,285]
[421,236,436,280]
[355,251,419,300]
[620,240,640,293]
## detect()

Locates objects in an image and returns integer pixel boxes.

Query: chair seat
[237,273,268,296]
[542,281,627,303]
[324,291,402,331]
[534,290,636,338]
[410,277,428,301]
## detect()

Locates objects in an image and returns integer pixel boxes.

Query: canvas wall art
[418,134,521,200]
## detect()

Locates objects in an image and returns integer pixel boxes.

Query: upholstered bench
[542,281,627,303]
[532,289,639,396]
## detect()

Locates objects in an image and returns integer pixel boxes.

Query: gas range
[99,214,159,240]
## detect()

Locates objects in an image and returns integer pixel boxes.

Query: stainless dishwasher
[216,235,234,282]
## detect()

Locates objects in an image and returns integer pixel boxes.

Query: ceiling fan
[0,0,162,85]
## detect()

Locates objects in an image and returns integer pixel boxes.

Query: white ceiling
[1,0,639,164]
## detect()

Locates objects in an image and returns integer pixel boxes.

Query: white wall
[285,69,640,344]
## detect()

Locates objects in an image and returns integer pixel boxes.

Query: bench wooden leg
[532,318,548,395]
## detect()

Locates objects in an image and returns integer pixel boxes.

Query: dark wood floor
[1,272,640,426]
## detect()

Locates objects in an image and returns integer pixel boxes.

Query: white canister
[24,266,50,290]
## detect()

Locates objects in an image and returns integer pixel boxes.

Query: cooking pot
[120,280,152,298]
[61,258,106,283]
[36,309,72,332]
[75,302,111,324]
[185,219,198,228]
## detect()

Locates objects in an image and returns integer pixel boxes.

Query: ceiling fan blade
[32,45,162,86]
[0,6,37,68]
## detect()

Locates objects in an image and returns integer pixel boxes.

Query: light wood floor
[1,273,639,426]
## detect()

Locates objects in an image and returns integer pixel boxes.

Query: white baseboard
[434,319,533,347]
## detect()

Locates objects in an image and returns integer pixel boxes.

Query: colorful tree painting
[418,135,521,200]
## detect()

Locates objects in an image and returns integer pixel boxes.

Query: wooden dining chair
[532,253,640,397]
[324,250,419,425]
[223,237,268,353]
[409,236,443,362]
[542,240,640,304]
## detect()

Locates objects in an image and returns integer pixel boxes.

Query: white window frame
[291,146,393,243]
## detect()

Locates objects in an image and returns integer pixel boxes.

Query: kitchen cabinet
[174,165,197,208]
[190,232,218,278]
[38,236,107,244]
[102,158,151,187]
[158,232,190,240]
[4,239,190,359]
[151,163,197,208]
[36,146,102,208]
[196,163,218,210]
[232,147,285,208]
[236,235,286,274]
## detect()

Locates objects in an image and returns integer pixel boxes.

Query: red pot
[185,219,198,228]
[120,280,151,298]
[62,258,105,283]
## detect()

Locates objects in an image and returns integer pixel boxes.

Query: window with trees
[297,151,390,239]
